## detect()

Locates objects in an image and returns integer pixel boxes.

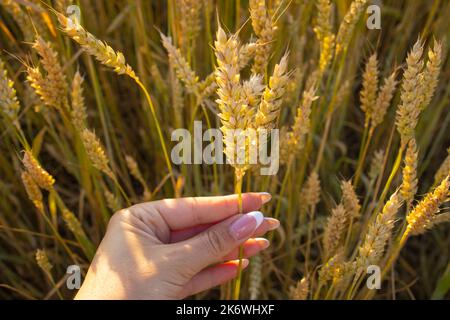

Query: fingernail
[264,218,280,230]
[254,237,270,249]
[229,211,264,240]
[258,192,272,204]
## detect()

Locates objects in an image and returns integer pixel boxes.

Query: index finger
[149,192,271,230]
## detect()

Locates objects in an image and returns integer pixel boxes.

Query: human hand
[75,193,279,299]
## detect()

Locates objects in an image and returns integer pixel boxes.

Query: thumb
[179,211,264,272]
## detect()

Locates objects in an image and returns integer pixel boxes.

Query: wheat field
[0,0,449,300]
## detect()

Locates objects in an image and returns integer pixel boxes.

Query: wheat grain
[35,249,53,274]
[335,0,368,54]
[238,42,257,70]
[26,66,58,111]
[80,128,114,178]
[32,36,68,109]
[70,71,87,129]
[254,54,289,130]
[1,0,34,41]
[434,147,450,186]
[300,171,321,212]
[242,74,265,110]
[21,171,43,211]
[104,189,121,212]
[62,209,84,238]
[22,151,55,191]
[178,0,202,50]
[58,13,138,80]
[125,154,149,196]
[360,54,379,126]
[419,40,442,110]
[249,0,275,74]
[291,277,309,300]
[406,176,450,236]
[214,26,253,174]
[342,180,361,219]
[400,139,418,206]
[371,71,397,128]
[161,33,198,94]
[285,87,317,156]
[369,149,385,181]
[323,204,348,258]
[314,0,335,72]
[0,59,21,119]
[355,193,401,270]
[396,38,424,147]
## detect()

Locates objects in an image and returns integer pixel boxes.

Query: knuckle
[204,229,227,256]
[109,208,131,226]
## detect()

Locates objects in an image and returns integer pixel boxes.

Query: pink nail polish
[229,211,264,240]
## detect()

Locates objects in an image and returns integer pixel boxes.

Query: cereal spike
[360,54,379,125]
[342,180,361,219]
[21,171,43,211]
[371,71,397,128]
[22,151,55,191]
[58,13,138,81]
[400,139,418,206]
[335,0,368,54]
[434,147,450,186]
[406,176,450,236]
[355,193,401,270]
[160,33,198,93]
[254,54,289,129]
[323,204,348,258]
[291,277,309,300]
[396,38,424,147]
[0,59,21,119]
[249,0,276,74]
[71,71,87,129]
[32,36,68,109]
[80,128,114,178]
[35,249,53,274]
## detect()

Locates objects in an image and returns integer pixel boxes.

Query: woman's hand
[75,193,279,299]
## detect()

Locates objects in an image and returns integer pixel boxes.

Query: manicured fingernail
[254,237,270,250]
[241,259,250,269]
[258,192,272,204]
[264,218,280,230]
[229,211,264,240]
